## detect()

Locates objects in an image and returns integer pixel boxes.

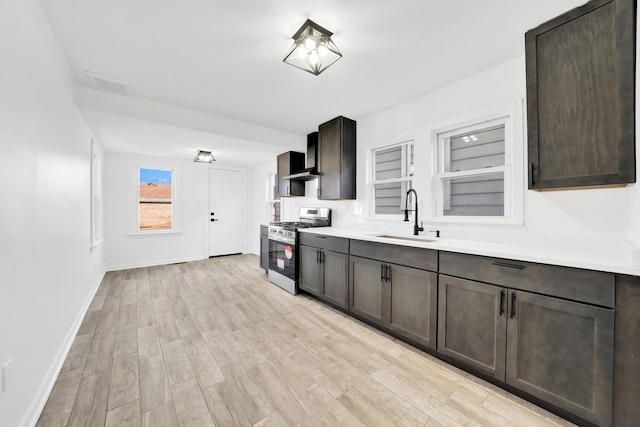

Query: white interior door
[209,168,243,257]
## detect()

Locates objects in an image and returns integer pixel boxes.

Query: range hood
[283,132,318,180]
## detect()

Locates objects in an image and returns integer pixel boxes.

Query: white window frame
[370,140,414,218]
[130,164,181,235]
[431,100,524,225]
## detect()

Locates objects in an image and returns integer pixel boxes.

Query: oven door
[268,237,296,280]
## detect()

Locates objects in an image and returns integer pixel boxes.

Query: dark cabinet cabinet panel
[318,116,356,200]
[506,291,614,427]
[322,250,349,308]
[299,235,349,309]
[349,255,385,324]
[437,275,507,380]
[299,245,322,295]
[526,0,636,189]
[388,265,437,349]
[259,225,268,272]
[277,151,305,197]
[349,244,437,350]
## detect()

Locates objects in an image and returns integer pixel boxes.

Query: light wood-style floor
[37,254,575,427]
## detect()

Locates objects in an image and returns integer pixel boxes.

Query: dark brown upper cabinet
[526,0,636,190]
[317,116,357,200]
[277,151,305,197]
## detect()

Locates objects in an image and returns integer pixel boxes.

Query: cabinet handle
[380,264,385,282]
[287,185,290,196]
[510,292,516,318]
[386,265,391,283]
[492,261,525,270]
[316,250,320,263]
[530,163,536,187]
[320,251,325,264]
[499,290,505,316]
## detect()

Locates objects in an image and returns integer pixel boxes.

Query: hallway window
[138,167,174,230]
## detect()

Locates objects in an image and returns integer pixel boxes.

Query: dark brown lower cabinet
[506,290,614,427]
[438,274,614,427]
[437,275,507,380]
[299,245,348,309]
[350,255,437,350]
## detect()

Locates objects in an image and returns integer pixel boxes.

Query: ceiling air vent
[85,71,132,96]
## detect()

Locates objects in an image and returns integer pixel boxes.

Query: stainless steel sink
[377,234,437,243]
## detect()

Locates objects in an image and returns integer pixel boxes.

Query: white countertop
[299,227,640,276]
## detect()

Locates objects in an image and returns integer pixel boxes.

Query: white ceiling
[39,0,586,165]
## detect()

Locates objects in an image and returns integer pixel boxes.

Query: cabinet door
[526,0,635,189]
[349,255,384,325]
[388,265,437,350]
[277,151,305,197]
[438,275,507,381]
[260,234,268,272]
[318,116,356,200]
[322,250,348,309]
[318,118,342,200]
[506,291,614,427]
[298,245,321,296]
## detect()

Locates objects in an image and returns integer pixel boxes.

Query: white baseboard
[19,270,105,427]
[106,255,206,272]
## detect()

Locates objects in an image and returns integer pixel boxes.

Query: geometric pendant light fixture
[194,150,215,163]
[283,19,342,75]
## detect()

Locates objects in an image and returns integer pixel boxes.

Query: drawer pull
[499,290,505,316]
[510,292,516,318]
[492,261,525,270]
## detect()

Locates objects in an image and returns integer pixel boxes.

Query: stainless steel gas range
[267,207,331,294]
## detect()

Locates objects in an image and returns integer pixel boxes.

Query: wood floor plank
[60,334,93,373]
[137,304,156,328]
[170,378,215,427]
[105,400,141,427]
[114,327,138,358]
[161,340,195,385]
[68,370,110,427]
[138,325,162,359]
[116,303,138,331]
[139,354,172,413]
[108,353,140,410]
[83,332,115,377]
[141,403,179,427]
[36,368,83,427]
[185,341,225,388]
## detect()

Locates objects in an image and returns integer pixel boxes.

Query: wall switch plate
[2,359,11,392]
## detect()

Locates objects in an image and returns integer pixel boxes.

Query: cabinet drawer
[299,233,349,254]
[439,252,614,308]
[350,239,437,272]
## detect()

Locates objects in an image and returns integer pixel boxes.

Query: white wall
[245,160,277,255]
[268,52,640,257]
[104,153,256,269]
[0,1,105,426]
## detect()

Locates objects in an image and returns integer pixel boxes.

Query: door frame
[207,165,247,257]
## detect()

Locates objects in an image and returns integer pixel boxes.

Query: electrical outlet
[2,359,11,392]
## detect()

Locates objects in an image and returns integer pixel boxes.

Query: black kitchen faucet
[404,189,424,236]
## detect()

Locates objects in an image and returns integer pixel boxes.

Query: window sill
[430,216,523,226]
[128,229,183,237]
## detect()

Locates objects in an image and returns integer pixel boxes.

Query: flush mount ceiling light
[194,150,215,163]
[283,19,342,76]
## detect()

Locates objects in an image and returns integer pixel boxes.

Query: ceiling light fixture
[194,150,215,163]
[283,19,342,76]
